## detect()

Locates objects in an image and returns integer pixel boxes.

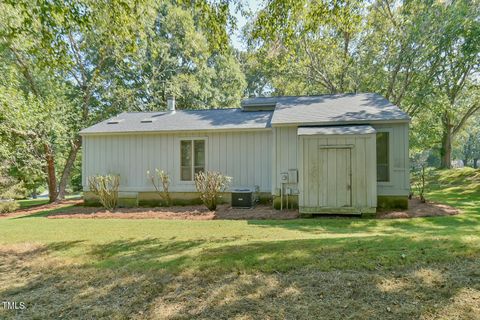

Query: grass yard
[0,169,479,319]
[17,193,83,209]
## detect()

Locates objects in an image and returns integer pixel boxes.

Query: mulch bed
[377,198,459,219]
[44,204,299,220]
[4,198,458,220]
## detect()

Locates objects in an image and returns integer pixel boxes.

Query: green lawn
[17,193,82,209]
[17,198,49,208]
[0,169,479,319]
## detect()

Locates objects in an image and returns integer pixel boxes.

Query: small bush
[0,201,19,214]
[2,181,26,200]
[147,169,171,206]
[88,175,120,210]
[194,171,231,210]
[411,152,429,202]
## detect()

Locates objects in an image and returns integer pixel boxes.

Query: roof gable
[262,93,409,125]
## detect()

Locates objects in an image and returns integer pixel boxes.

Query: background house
[80,93,410,214]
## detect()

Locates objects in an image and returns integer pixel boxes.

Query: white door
[319,147,352,207]
[304,142,352,208]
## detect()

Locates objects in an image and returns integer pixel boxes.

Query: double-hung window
[180,140,205,181]
[376,132,390,182]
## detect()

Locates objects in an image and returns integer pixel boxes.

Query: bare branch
[9,46,41,98]
[453,103,480,136]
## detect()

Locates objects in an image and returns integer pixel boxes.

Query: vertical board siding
[326,147,337,206]
[273,126,299,194]
[83,130,272,192]
[299,134,377,209]
[83,122,408,198]
[275,123,409,202]
[373,123,410,196]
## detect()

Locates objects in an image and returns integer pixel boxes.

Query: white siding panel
[274,123,409,199]
[273,126,299,194]
[298,134,377,210]
[83,130,272,193]
[373,123,410,196]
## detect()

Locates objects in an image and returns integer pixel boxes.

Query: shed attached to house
[80,93,410,214]
[297,125,377,214]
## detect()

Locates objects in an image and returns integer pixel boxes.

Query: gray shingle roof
[298,125,376,136]
[80,109,273,134]
[244,93,410,125]
[80,93,409,134]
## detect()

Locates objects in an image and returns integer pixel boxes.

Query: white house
[80,93,410,215]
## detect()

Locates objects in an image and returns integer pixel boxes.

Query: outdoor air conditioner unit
[231,188,254,208]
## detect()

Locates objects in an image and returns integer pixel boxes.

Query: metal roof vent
[107,119,124,124]
[167,96,176,113]
[241,97,278,111]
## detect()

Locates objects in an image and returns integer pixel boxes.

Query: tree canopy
[245,0,480,168]
[0,0,245,201]
[0,0,478,202]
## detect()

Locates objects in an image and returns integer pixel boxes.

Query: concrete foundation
[377,195,409,210]
[83,191,272,208]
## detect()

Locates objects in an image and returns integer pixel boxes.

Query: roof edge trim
[79,127,273,136]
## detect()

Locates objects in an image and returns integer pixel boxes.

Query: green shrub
[194,171,231,210]
[147,169,171,206]
[88,175,120,210]
[411,152,429,202]
[0,201,19,214]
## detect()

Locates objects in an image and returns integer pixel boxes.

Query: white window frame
[178,137,207,183]
[376,128,393,185]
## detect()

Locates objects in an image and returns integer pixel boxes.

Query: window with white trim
[376,132,390,182]
[180,140,205,181]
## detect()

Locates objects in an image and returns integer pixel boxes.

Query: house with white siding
[80,93,410,215]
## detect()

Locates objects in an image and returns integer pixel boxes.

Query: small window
[376,132,390,182]
[180,140,205,181]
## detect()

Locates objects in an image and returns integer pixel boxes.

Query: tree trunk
[44,143,58,202]
[339,31,350,92]
[474,159,478,169]
[440,130,452,169]
[440,113,453,169]
[56,137,82,201]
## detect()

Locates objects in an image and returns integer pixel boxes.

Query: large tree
[109,3,245,111]
[247,0,365,95]
[245,0,480,167]
[424,1,480,168]
[1,0,144,201]
[0,0,244,202]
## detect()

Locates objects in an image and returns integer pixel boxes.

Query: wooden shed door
[305,143,352,208]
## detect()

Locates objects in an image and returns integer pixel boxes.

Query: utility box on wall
[279,170,298,184]
[288,169,298,183]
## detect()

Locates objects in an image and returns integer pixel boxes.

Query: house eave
[271,119,410,127]
[79,127,273,136]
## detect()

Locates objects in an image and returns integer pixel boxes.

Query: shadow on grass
[79,231,479,275]
[246,213,479,238]
[0,237,479,319]
[88,238,208,270]
[11,204,82,219]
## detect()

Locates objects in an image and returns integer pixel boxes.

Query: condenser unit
[231,188,254,208]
